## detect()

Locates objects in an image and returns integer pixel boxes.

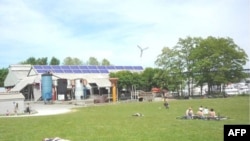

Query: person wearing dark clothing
[26,103,31,114]
[164,101,169,109]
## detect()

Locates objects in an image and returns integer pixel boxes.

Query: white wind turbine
[137,45,149,67]
[137,45,149,58]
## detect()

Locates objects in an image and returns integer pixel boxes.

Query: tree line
[19,56,111,66]
[0,36,248,97]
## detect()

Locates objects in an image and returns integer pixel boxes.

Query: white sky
[0,0,249,68]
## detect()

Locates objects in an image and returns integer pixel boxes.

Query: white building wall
[0,97,25,115]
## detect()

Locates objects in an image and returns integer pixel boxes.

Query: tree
[49,57,60,65]
[109,68,160,92]
[0,68,8,87]
[20,57,48,65]
[155,36,248,96]
[109,71,134,91]
[190,36,248,94]
[20,57,36,65]
[101,58,111,65]
[140,67,160,91]
[63,57,83,65]
[87,57,99,65]
[155,46,186,95]
[36,57,48,65]
[173,36,202,96]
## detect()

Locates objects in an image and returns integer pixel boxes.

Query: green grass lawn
[0,96,249,141]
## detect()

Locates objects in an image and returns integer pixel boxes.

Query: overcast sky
[0,0,249,69]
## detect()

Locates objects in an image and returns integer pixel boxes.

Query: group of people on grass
[185,106,217,120]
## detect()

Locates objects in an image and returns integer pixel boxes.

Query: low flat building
[3,65,144,102]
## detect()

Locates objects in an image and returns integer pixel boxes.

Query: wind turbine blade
[143,47,149,50]
[137,45,142,50]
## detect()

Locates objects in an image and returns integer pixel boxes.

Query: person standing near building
[26,103,31,114]
[14,102,18,115]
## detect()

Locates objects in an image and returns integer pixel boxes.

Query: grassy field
[0,96,249,141]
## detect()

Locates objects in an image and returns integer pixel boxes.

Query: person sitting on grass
[195,109,205,119]
[203,107,209,116]
[207,108,217,120]
[198,106,203,112]
[185,107,194,119]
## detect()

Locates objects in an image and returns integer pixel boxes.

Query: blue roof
[33,65,143,74]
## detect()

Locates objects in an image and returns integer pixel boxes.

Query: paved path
[28,103,77,116]
[1,101,85,118]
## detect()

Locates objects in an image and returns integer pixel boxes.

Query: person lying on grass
[43,137,70,141]
[132,113,144,117]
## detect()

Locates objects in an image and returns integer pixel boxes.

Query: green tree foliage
[16,56,112,66]
[87,57,99,65]
[140,67,160,91]
[0,68,8,87]
[36,57,48,65]
[63,57,83,65]
[109,68,162,92]
[131,72,143,90]
[101,58,111,65]
[20,57,36,65]
[20,57,48,65]
[109,71,134,90]
[174,37,202,96]
[190,36,248,94]
[49,57,60,65]
[155,36,248,96]
[155,47,186,94]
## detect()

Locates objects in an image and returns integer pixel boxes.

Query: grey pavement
[28,102,77,116]
[27,99,95,117]
[1,100,92,118]
[1,99,132,118]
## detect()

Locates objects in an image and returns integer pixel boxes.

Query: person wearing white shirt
[203,107,209,115]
